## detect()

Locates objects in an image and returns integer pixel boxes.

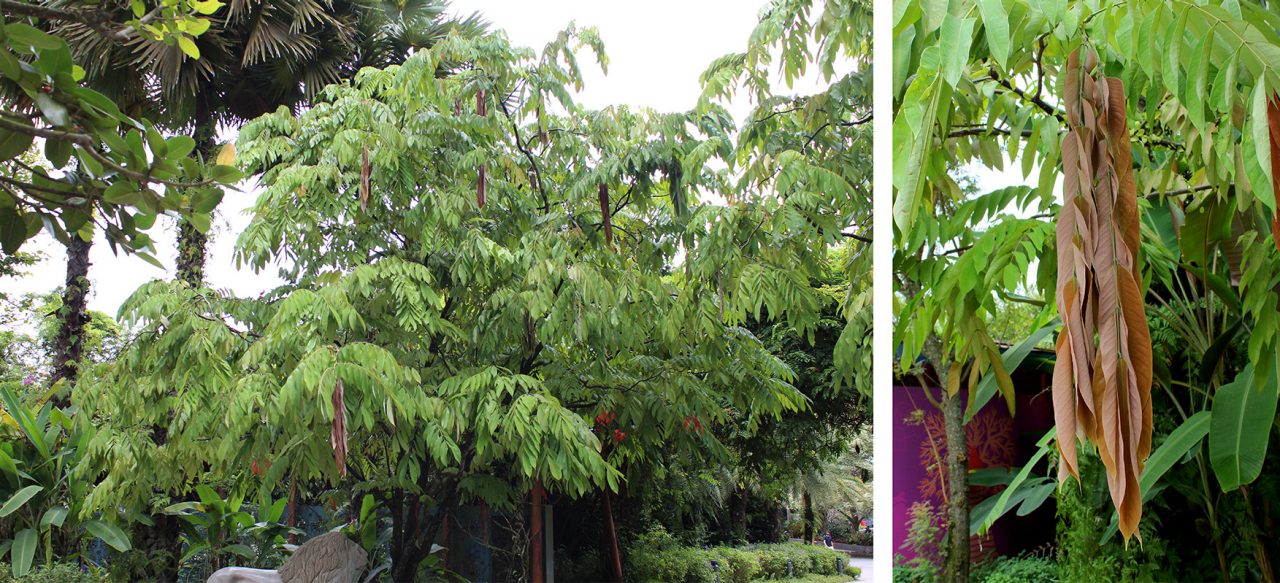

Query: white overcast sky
[2,1,794,317]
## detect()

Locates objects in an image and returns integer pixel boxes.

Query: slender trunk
[914,320,969,583]
[802,489,815,543]
[942,389,969,583]
[391,491,456,581]
[602,488,623,582]
[49,235,92,406]
[730,485,748,543]
[531,481,544,583]
[177,109,218,287]
[286,478,299,545]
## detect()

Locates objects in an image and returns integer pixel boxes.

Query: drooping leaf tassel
[1055,46,1152,543]
[599,183,613,246]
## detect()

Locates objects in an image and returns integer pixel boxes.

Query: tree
[700,0,873,394]
[53,0,487,286]
[75,23,849,579]
[895,0,1280,579]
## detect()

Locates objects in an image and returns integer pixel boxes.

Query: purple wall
[892,372,1056,562]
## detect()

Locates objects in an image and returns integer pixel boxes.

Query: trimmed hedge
[0,563,99,583]
[628,541,853,583]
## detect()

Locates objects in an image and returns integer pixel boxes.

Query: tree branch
[496,92,550,212]
[0,0,130,41]
[1144,184,1214,199]
[841,231,871,244]
[985,68,1065,122]
[0,117,216,189]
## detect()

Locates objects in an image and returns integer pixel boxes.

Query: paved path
[848,556,874,581]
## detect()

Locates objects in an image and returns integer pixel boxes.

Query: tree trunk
[765,503,783,543]
[897,274,969,581]
[942,389,969,583]
[730,485,748,543]
[176,219,208,287]
[602,488,624,582]
[49,235,92,406]
[802,489,815,544]
[531,481,544,583]
[391,485,458,582]
[177,109,218,287]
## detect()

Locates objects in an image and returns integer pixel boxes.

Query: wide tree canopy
[68,2,868,574]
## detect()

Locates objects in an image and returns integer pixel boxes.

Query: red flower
[613,429,626,442]
[683,416,703,433]
[251,459,270,476]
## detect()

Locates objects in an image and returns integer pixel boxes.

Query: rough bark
[900,270,969,581]
[49,234,92,406]
[176,218,208,287]
[941,387,969,583]
[176,109,218,287]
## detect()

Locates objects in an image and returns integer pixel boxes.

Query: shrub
[892,555,935,583]
[626,540,839,582]
[971,553,1058,583]
[896,501,942,581]
[754,545,789,579]
[711,547,760,583]
[0,562,99,583]
[798,545,844,575]
[845,530,873,546]
[624,533,716,583]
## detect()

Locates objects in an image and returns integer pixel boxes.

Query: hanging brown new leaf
[477,89,487,209]
[331,377,348,478]
[1054,47,1153,543]
[360,147,371,211]
[599,183,613,246]
[1266,97,1280,252]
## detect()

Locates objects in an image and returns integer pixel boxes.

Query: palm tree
[53,0,487,285]
[788,427,873,543]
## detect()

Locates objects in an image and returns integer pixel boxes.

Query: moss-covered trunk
[49,235,91,405]
[177,108,218,287]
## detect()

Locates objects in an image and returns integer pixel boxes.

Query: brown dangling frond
[360,147,371,211]
[1055,47,1152,543]
[477,89,487,209]
[599,183,613,247]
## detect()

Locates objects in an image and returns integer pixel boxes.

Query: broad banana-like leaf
[1210,364,1280,492]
